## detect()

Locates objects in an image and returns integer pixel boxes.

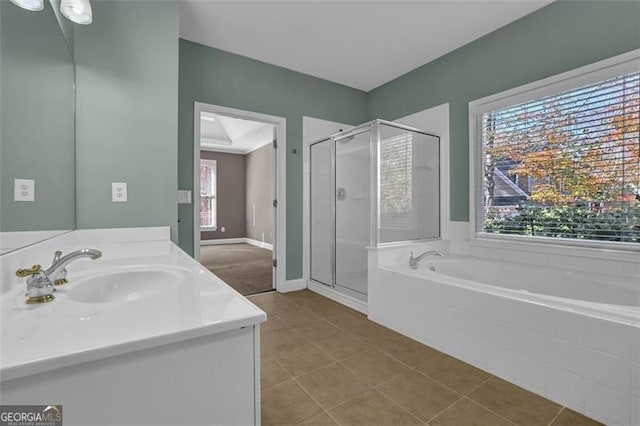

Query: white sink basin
[68,266,193,304]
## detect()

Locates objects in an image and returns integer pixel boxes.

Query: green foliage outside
[485,204,640,243]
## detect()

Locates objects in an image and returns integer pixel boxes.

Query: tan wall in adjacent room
[200,150,246,240]
[246,144,274,244]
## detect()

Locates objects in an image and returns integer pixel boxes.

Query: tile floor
[249,290,602,426]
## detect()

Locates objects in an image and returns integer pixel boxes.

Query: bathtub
[368,249,640,425]
[403,255,639,326]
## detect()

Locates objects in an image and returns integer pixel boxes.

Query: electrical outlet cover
[14,179,35,202]
[112,182,127,202]
[177,190,192,204]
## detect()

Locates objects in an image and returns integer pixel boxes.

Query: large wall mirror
[0,0,76,254]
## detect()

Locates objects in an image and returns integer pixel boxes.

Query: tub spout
[409,250,443,269]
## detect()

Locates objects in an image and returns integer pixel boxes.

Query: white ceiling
[200,112,274,154]
[180,0,553,92]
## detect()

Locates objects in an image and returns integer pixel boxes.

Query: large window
[200,159,217,229]
[472,55,639,247]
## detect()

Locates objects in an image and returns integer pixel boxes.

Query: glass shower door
[334,130,371,296]
[309,139,332,286]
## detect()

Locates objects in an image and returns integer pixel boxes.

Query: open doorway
[193,103,286,296]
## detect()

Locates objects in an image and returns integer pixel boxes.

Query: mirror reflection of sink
[68,267,193,304]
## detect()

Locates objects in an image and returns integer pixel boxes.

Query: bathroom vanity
[0,227,266,425]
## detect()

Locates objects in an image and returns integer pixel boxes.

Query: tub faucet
[409,250,443,269]
[16,249,102,304]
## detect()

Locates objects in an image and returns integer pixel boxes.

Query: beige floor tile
[551,408,603,426]
[249,291,286,307]
[262,379,323,425]
[312,330,371,361]
[260,298,300,316]
[282,289,327,307]
[377,335,440,367]
[260,291,576,426]
[416,353,491,394]
[340,348,410,386]
[274,341,334,377]
[429,398,512,426]
[262,354,291,389]
[322,308,369,329]
[261,328,306,355]
[261,314,288,335]
[328,389,422,425]
[290,317,341,341]
[377,370,461,422]
[275,306,318,326]
[468,377,562,425]
[346,319,405,347]
[297,411,338,425]
[297,363,370,409]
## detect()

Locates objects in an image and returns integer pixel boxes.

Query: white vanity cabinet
[0,228,266,425]
[1,325,261,425]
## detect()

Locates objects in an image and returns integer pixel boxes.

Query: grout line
[373,388,431,425]
[547,406,565,426]
[291,375,332,418]
[425,395,466,424]
[266,291,572,426]
[333,360,429,423]
[412,364,495,399]
[263,356,294,389]
[460,397,519,426]
[463,377,567,426]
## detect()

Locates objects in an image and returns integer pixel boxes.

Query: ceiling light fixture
[201,116,216,122]
[8,0,44,11]
[60,0,92,25]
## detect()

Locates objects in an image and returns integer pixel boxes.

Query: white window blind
[200,159,217,229]
[380,133,413,229]
[480,71,639,244]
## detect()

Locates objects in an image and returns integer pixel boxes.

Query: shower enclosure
[309,120,440,301]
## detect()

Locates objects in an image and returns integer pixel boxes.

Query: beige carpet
[200,243,273,295]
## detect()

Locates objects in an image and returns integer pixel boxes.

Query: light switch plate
[14,179,35,202]
[177,190,192,204]
[112,182,127,202]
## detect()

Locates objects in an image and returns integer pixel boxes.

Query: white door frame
[194,102,286,291]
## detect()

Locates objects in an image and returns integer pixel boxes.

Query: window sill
[201,226,217,231]
[470,233,640,264]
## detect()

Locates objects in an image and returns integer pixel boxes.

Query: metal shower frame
[308,119,441,288]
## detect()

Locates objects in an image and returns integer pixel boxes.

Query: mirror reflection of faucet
[15,249,102,304]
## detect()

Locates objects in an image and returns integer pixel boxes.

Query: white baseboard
[245,238,273,251]
[200,238,246,246]
[278,279,305,293]
[201,237,273,251]
[307,280,368,314]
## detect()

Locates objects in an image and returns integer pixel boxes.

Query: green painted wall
[49,0,74,55]
[178,1,639,280]
[178,40,368,279]
[367,0,640,221]
[0,1,75,231]
[74,1,179,239]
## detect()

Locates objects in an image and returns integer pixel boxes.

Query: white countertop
[0,229,266,381]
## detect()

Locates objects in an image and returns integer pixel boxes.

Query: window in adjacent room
[200,159,217,230]
[471,52,639,248]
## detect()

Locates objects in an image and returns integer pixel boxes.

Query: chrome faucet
[409,250,443,269]
[16,249,102,304]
